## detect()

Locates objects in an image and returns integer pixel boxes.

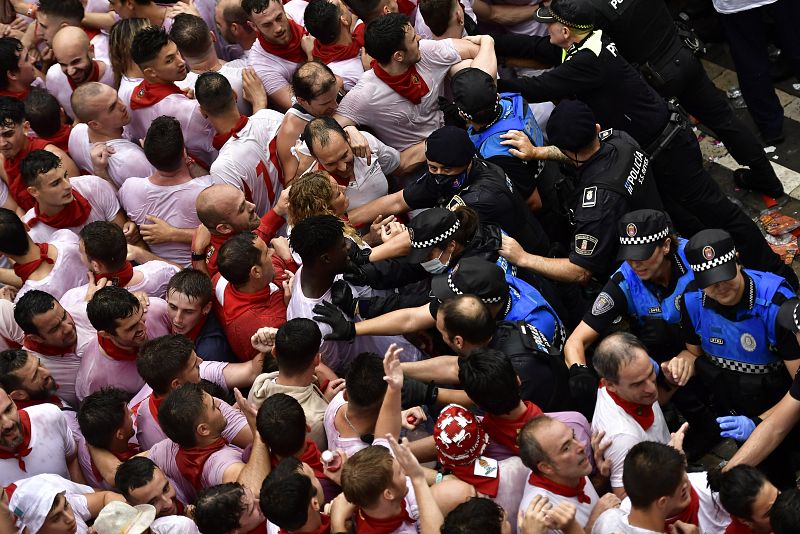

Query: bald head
[71,83,129,131]
[53,25,90,58]
[197,184,246,231]
[71,82,107,122]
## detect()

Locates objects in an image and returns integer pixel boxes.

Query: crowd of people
[0,0,799,532]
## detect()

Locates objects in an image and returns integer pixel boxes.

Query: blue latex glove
[650,357,660,377]
[716,415,756,442]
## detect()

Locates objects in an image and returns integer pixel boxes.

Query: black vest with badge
[490,320,571,412]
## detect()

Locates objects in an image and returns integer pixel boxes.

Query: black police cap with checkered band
[685,229,738,289]
[616,209,671,262]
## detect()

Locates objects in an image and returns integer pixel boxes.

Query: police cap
[451,68,498,120]
[431,257,508,305]
[426,125,476,167]
[616,209,671,261]
[406,208,460,264]
[546,99,597,153]
[685,229,738,289]
[533,0,595,31]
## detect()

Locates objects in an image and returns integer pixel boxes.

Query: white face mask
[420,249,449,274]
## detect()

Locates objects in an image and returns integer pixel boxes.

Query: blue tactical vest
[618,238,694,327]
[683,269,792,366]
[468,93,545,159]
[503,272,565,351]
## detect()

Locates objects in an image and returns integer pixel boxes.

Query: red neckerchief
[396,0,417,16]
[205,232,230,277]
[12,243,53,283]
[370,61,429,104]
[90,443,140,483]
[222,280,277,321]
[312,24,364,63]
[39,124,71,152]
[606,389,655,431]
[95,261,135,287]
[247,523,268,534]
[256,19,307,63]
[665,485,700,529]
[0,88,28,100]
[481,401,543,453]
[23,335,75,357]
[5,137,50,211]
[212,114,249,150]
[98,334,138,362]
[278,514,331,534]
[182,314,208,343]
[148,394,165,426]
[0,410,32,472]
[724,517,754,534]
[1,337,21,349]
[67,60,101,90]
[129,80,187,110]
[27,188,92,229]
[14,396,63,410]
[84,27,100,41]
[175,437,227,490]
[447,461,500,497]
[300,438,326,480]
[528,472,591,504]
[354,501,415,534]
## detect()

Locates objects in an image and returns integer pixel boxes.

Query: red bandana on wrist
[481,401,543,453]
[0,410,33,472]
[370,61,430,104]
[354,501,415,534]
[665,486,700,530]
[5,137,51,211]
[606,389,655,431]
[256,19,307,64]
[176,437,228,490]
[212,115,249,150]
[67,61,101,90]
[98,334,139,362]
[149,394,165,426]
[448,461,500,497]
[27,189,92,229]
[724,517,754,534]
[12,243,53,283]
[23,335,76,357]
[39,124,72,152]
[130,81,187,110]
[312,24,364,63]
[528,472,591,504]
[278,513,331,534]
[95,261,135,287]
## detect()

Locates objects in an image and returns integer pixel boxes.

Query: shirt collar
[702,271,754,314]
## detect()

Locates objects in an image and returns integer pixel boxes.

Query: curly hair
[288,171,361,243]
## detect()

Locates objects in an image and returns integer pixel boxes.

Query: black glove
[312,300,356,341]
[331,280,357,316]
[344,263,380,287]
[348,243,372,266]
[568,364,598,413]
[402,379,439,409]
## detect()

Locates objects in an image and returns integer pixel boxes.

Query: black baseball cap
[777,299,800,334]
[430,257,508,304]
[533,0,595,30]
[451,68,498,120]
[685,229,738,289]
[546,99,597,153]
[616,210,671,261]
[407,208,461,264]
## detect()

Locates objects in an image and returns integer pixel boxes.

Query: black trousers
[655,46,782,193]
[652,127,798,288]
[717,0,800,138]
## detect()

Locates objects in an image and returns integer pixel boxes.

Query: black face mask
[430,168,469,191]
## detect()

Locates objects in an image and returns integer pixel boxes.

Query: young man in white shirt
[304,0,367,91]
[46,27,115,120]
[215,0,258,59]
[69,82,156,188]
[35,0,110,60]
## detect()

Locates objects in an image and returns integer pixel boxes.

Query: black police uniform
[588,0,782,196]
[494,30,798,288]
[402,157,550,257]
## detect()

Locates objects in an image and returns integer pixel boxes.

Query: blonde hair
[288,171,362,243]
[109,18,152,87]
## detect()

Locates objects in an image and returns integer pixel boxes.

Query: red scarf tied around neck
[665,485,700,530]
[27,189,92,229]
[176,437,227,490]
[95,261,134,287]
[607,389,655,431]
[182,314,209,343]
[257,19,307,64]
[278,513,331,534]
[312,24,365,63]
[724,517,754,534]
[98,334,138,362]
[0,410,33,472]
[354,501,415,534]
[148,394,165,425]
[481,401,543,453]
[5,137,50,212]
[23,335,76,357]
[371,61,430,104]
[528,472,591,504]
[12,243,53,283]
[67,60,101,90]
[40,124,72,152]
[130,81,187,110]
[212,115,249,150]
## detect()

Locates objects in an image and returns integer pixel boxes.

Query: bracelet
[434,472,444,484]
[191,251,206,261]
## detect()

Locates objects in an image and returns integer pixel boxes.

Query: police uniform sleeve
[678,286,702,346]
[568,188,628,276]
[402,175,440,210]
[772,289,800,361]
[493,34,561,67]
[581,272,630,332]
[790,369,800,401]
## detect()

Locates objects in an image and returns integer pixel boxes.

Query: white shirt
[45,60,115,120]
[23,175,121,243]
[591,387,671,489]
[119,75,143,115]
[118,175,214,266]
[68,123,156,188]
[15,230,88,303]
[247,36,299,96]
[327,53,365,92]
[336,39,461,150]
[518,475,600,534]
[0,404,76,486]
[414,0,476,39]
[210,109,285,216]
[592,508,662,534]
[284,0,308,25]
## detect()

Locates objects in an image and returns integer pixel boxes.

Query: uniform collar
[702,271,755,314]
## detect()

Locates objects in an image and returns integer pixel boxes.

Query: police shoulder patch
[598,128,613,140]
[574,234,598,256]
[592,292,614,316]
[582,186,597,208]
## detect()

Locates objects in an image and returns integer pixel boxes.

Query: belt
[705,354,784,375]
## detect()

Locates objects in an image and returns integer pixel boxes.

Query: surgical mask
[420,248,450,274]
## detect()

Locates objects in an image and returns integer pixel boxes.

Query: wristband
[434,472,444,484]
[191,251,206,261]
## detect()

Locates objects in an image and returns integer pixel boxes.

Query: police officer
[346,125,551,257]
[663,229,800,471]
[499,99,662,287]
[493,0,797,288]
